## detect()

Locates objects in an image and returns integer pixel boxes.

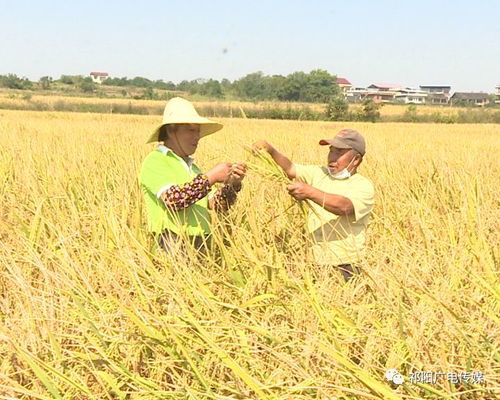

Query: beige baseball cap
[319,129,366,155]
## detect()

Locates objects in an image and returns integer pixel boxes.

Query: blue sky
[1,0,499,92]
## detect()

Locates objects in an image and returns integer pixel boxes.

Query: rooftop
[368,83,404,90]
[419,85,451,88]
[336,77,351,85]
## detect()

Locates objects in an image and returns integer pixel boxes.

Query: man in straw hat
[253,129,374,281]
[140,97,246,252]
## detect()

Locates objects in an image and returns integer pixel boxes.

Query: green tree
[60,75,75,84]
[78,77,95,93]
[263,75,286,100]
[154,80,176,90]
[39,76,52,90]
[303,69,339,102]
[176,80,191,92]
[142,87,155,99]
[233,72,267,100]
[359,99,381,122]
[0,74,32,89]
[200,79,223,98]
[188,79,205,95]
[220,78,232,94]
[326,96,349,120]
[485,94,497,108]
[277,71,308,101]
[402,104,418,122]
[106,77,129,86]
[129,76,153,88]
[276,70,339,102]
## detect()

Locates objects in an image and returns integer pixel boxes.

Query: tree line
[0,70,342,102]
[89,69,342,102]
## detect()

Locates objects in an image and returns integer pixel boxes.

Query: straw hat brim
[147,97,224,143]
[147,120,223,143]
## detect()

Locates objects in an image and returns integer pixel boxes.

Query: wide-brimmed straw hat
[147,97,223,143]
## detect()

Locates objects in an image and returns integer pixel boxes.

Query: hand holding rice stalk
[243,143,290,184]
[245,141,321,225]
[225,162,247,190]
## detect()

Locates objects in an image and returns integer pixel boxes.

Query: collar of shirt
[157,144,195,169]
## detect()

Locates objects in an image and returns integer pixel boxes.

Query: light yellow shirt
[295,165,375,265]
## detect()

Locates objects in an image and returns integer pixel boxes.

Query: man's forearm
[306,186,354,216]
[269,147,295,179]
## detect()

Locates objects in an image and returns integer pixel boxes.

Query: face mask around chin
[329,153,357,179]
[330,168,351,180]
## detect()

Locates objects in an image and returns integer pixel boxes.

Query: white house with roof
[363,83,404,103]
[394,88,428,104]
[367,83,404,91]
[419,85,451,94]
[449,92,489,107]
[336,77,352,97]
[419,85,451,105]
[90,72,109,84]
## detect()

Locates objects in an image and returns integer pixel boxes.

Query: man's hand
[252,140,274,154]
[226,163,247,190]
[287,181,312,201]
[252,140,296,179]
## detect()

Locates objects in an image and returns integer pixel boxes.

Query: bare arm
[287,182,354,216]
[307,186,354,216]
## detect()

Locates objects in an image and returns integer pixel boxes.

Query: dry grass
[350,104,464,117]
[0,91,482,117]
[0,110,498,399]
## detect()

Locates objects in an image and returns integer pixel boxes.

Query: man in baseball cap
[253,128,374,281]
[319,129,366,156]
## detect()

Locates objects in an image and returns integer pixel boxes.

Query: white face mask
[331,168,351,180]
[329,154,357,180]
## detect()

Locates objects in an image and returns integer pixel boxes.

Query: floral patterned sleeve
[213,183,241,212]
[159,174,211,211]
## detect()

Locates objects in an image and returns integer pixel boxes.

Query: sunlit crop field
[0,109,499,399]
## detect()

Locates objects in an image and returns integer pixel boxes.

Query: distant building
[336,77,352,97]
[364,83,404,103]
[394,88,428,104]
[496,85,500,104]
[90,72,109,84]
[346,87,367,103]
[426,93,449,105]
[347,84,404,103]
[364,90,397,103]
[419,85,451,105]
[367,83,404,91]
[449,92,489,107]
[419,85,451,94]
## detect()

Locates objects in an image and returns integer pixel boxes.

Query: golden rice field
[0,109,499,399]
